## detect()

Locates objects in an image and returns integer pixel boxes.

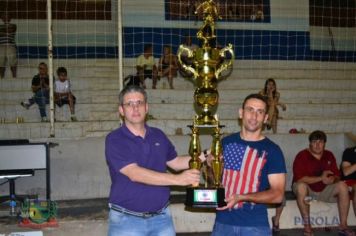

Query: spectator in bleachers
[158,45,178,89]
[54,67,77,122]
[292,130,354,236]
[21,62,49,122]
[341,146,356,217]
[136,44,158,89]
[259,78,286,134]
[0,12,17,79]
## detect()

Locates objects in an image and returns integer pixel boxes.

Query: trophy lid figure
[195,0,221,46]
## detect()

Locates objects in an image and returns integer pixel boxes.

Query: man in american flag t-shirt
[211,94,286,236]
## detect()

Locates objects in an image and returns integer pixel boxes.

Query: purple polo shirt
[105,123,177,212]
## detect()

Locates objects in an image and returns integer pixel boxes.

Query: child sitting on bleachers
[54,67,77,121]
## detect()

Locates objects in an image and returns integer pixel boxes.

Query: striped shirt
[0,23,16,45]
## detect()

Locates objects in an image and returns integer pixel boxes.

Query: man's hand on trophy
[198,149,210,163]
[216,194,243,211]
[200,149,222,166]
[177,169,201,186]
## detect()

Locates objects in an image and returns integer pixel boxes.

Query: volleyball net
[0,0,355,78]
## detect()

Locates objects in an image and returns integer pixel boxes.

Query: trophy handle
[215,43,234,80]
[177,45,199,79]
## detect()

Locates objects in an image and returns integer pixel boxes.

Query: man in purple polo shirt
[105,85,201,236]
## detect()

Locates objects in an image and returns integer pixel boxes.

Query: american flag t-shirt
[222,142,267,209]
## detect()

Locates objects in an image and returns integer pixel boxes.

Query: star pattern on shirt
[224,143,245,170]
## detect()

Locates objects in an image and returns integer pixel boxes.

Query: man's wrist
[198,149,209,162]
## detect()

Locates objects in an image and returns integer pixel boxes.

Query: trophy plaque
[177,0,234,208]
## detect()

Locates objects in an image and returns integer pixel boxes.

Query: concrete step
[2,102,356,124]
[123,59,356,80]
[172,200,356,231]
[1,118,356,139]
[2,74,356,92]
[2,88,356,105]
[11,59,356,81]
[0,77,121,91]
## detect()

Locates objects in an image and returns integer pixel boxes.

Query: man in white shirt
[136,44,158,89]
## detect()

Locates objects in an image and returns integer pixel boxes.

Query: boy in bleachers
[54,67,77,121]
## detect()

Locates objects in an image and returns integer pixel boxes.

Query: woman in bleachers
[259,78,286,134]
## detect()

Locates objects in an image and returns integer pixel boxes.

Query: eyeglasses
[244,106,266,116]
[122,100,146,108]
[310,140,325,145]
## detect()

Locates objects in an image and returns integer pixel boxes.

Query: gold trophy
[178,0,234,208]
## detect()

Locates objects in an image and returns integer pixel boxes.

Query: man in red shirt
[292,130,354,236]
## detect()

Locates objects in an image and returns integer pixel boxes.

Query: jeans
[211,222,271,236]
[33,89,49,117]
[107,207,175,236]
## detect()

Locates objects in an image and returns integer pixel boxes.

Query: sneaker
[41,117,48,122]
[20,101,30,110]
[70,116,78,122]
[338,228,355,236]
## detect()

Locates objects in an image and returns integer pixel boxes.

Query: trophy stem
[188,125,202,188]
[211,126,223,188]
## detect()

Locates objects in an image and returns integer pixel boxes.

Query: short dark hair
[38,62,47,68]
[57,67,67,76]
[118,85,147,105]
[144,44,152,52]
[242,93,268,111]
[308,130,327,143]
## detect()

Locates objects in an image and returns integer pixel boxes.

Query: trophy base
[185,187,226,208]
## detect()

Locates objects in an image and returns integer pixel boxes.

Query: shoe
[20,101,30,110]
[41,117,48,122]
[70,116,78,122]
[271,216,280,233]
[338,228,355,236]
